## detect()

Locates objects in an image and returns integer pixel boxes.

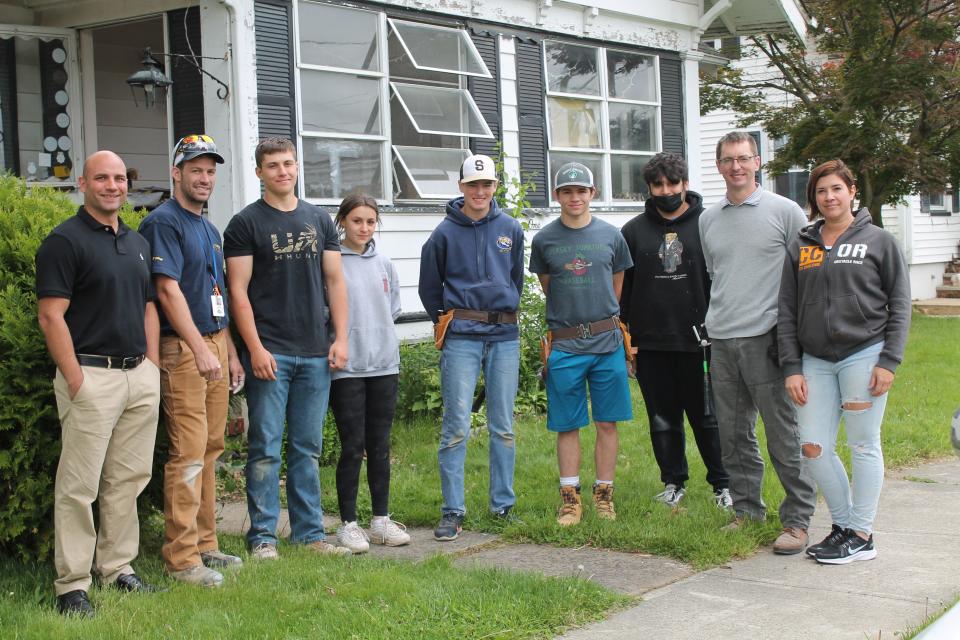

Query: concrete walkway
[216,458,960,639]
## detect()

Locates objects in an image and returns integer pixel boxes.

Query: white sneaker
[654,484,685,507]
[369,516,411,547]
[251,543,279,561]
[714,488,733,510]
[336,521,370,554]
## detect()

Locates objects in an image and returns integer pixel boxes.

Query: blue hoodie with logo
[418,197,525,341]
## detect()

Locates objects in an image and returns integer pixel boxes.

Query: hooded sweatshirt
[620,191,710,352]
[777,208,911,376]
[331,239,401,380]
[418,197,525,342]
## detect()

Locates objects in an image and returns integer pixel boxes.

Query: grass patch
[324,314,959,569]
[898,594,960,639]
[0,533,626,639]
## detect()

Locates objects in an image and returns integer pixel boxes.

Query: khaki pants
[53,360,160,595]
[159,332,228,572]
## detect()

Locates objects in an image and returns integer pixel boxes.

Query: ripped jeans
[797,342,887,535]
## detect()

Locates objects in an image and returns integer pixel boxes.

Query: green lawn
[324,314,959,568]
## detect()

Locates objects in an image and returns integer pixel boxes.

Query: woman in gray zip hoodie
[328,195,410,553]
[778,160,911,565]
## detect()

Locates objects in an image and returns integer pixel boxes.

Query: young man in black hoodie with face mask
[620,153,731,510]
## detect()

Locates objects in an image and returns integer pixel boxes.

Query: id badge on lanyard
[212,285,226,318]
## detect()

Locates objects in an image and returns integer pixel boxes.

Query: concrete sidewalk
[214,458,960,639]
[560,458,960,640]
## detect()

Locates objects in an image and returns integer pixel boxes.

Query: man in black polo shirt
[36,150,161,617]
[140,135,244,587]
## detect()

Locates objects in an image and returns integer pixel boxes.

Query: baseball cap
[173,134,225,167]
[554,162,595,189]
[459,154,497,183]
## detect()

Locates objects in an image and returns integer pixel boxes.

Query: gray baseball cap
[554,162,595,189]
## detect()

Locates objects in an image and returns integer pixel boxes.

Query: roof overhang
[700,0,807,40]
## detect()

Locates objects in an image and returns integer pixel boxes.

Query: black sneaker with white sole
[434,513,464,541]
[806,524,847,558]
[815,529,876,565]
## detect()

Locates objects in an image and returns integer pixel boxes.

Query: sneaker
[721,515,749,531]
[806,524,847,558]
[557,485,582,527]
[654,483,685,508]
[815,529,876,565]
[56,589,94,618]
[306,540,353,557]
[434,513,464,541]
[169,564,224,588]
[251,542,279,561]
[714,488,733,511]
[336,521,370,554]
[369,517,411,546]
[593,483,616,520]
[201,550,243,568]
[493,506,525,526]
[773,526,809,555]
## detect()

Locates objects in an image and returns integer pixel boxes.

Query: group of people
[34,129,910,619]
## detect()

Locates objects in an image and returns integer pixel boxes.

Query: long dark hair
[335,193,380,229]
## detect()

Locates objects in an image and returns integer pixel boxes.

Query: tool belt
[540,317,635,381]
[433,308,518,350]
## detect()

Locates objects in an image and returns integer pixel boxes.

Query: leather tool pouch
[433,310,455,350]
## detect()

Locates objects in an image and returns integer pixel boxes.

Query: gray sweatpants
[710,329,816,528]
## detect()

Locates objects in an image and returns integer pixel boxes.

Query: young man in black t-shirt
[224,137,351,559]
[36,151,162,616]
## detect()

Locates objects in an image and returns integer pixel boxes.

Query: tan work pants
[53,360,160,595]
[159,331,228,572]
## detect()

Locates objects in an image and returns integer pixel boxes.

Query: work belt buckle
[487,311,503,324]
[576,323,593,339]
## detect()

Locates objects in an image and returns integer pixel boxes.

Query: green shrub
[0,177,148,560]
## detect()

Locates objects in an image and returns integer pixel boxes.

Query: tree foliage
[701,0,960,226]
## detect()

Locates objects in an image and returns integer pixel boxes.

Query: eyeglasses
[719,155,757,167]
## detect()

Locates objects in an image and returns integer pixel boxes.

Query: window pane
[391,82,492,138]
[606,51,656,101]
[303,138,383,200]
[300,70,380,135]
[611,155,650,201]
[388,20,489,77]
[393,145,469,199]
[544,42,600,95]
[549,152,604,196]
[774,171,809,208]
[298,2,378,71]
[547,97,601,149]
[608,103,657,152]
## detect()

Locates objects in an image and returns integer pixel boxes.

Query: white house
[0,0,806,333]
[697,43,960,301]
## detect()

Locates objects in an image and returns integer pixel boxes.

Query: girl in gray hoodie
[778,160,910,566]
[329,194,410,553]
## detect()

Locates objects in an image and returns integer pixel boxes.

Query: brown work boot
[593,482,616,520]
[557,485,582,527]
[773,526,808,555]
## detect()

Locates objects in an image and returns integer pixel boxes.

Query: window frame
[543,40,662,205]
[0,25,83,186]
[387,18,491,79]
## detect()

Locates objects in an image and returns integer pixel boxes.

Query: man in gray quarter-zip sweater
[699,131,817,555]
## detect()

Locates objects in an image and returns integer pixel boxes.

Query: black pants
[634,350,728,491]
[329,374,399,522]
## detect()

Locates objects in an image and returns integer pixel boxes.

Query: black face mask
[652,193,684,213]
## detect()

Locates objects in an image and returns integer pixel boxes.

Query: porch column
[680,49,704,188]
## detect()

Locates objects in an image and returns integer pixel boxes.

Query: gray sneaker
[713,488,733,511]
[169,564,224,588]
[251,543,279,561]
[306,540,352,557]
[654,483,685,507]
[201,550,243,568]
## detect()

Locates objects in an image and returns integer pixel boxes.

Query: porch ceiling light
[126,48,173,108]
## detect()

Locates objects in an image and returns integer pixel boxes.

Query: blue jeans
[797,342,887,535]
[439,338,519,516]
[244,353,329,547]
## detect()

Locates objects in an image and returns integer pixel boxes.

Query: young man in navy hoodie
[620,152,730,511]
[419,154,525,541]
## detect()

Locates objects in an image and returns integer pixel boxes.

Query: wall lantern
[126,46,230,108]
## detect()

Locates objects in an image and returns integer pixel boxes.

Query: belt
[76,354,145,370]
[549,317,619,341]
[451,309,518,324]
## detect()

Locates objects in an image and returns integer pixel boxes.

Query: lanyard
[191,216,221,294]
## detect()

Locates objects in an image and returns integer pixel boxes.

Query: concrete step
[914,298,960,315]
[943,273,960,287]
[935,285,960,299]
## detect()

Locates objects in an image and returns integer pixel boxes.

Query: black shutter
[167,7,205,142]
[0,38,19,174]
[659,57,684,157]
[467,31,501,161]
[38,39,72,179]
[920,193,930,213]
[515,38,548,206]
[254,0,296,142]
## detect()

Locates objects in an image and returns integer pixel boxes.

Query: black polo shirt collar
[76,206,132,253]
